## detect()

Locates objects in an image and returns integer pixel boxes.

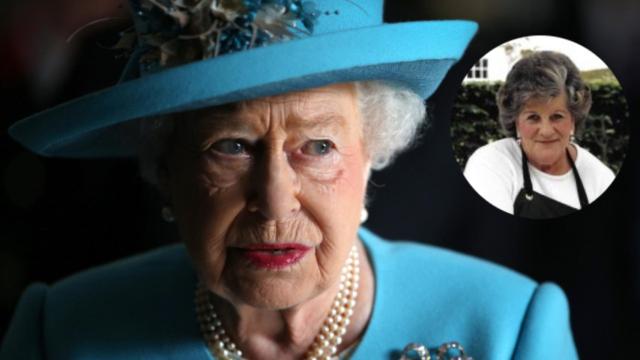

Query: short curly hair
[138,81,426,187]
[496,51,592,137]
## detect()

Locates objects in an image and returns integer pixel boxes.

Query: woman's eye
[301,140,334,156]
[211,139,249,155]
[526,114,540,121]
[551,113,565,121]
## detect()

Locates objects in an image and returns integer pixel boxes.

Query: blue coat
[1,228,578,359]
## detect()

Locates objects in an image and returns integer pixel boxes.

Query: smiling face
[516,93,575,174]
[161,83,369,310]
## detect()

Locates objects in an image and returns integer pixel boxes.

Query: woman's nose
[248,150,301,220]
[539,118,555,137]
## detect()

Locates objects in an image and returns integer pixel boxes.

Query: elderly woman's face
[516,93,574,171]
[163,83,368,309]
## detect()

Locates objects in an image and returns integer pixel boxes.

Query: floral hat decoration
[9,0,477,157]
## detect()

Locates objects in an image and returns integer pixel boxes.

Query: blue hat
[9,0,477,158]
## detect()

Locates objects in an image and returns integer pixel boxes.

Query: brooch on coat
[399,341,472,360]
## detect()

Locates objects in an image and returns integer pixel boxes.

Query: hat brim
[9,20,477,157]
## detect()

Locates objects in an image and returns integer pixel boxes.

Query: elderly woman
[2,1,576,359]
[464,51,615,218]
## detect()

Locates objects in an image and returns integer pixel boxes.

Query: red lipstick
[237,243,310,269]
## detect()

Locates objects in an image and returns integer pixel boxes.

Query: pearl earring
[360,208,369,223]
[570,131,576,143]
[516,133,522,145]
[161,206,175,223]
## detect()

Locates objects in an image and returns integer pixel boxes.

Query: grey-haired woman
[464,51,615,218]
[2,1,578,359]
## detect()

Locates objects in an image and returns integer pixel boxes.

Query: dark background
[1,0,638,358]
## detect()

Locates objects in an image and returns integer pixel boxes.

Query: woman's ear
[156,150,182,223]
[363,161,372,184]
[362,161,372,209]
[514,120,521,138]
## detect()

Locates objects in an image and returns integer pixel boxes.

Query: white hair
[138,80,426,186]
[355,81,426,169]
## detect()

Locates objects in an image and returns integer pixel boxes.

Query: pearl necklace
[195,246,360,360]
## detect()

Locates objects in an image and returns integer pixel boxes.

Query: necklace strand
[195,246,360,360]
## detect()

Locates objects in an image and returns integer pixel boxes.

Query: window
[466,58,489,80]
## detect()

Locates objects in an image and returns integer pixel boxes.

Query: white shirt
[463,138,615,214]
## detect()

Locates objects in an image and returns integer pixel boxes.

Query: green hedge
[451,82,629,173]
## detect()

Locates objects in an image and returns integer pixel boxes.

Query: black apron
[513,147,588,219]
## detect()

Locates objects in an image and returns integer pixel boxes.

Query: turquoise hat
[9,0,477,158]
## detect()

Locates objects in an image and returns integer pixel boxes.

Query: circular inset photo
[452,35,629,219]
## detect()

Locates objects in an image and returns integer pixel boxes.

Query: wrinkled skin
[160,83,374,358]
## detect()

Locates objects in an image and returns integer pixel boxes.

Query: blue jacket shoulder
[1,244,209,360]
[355,228,577,359]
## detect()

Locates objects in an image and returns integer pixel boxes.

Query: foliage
[451,81,629,173]
[581,69,618,84]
